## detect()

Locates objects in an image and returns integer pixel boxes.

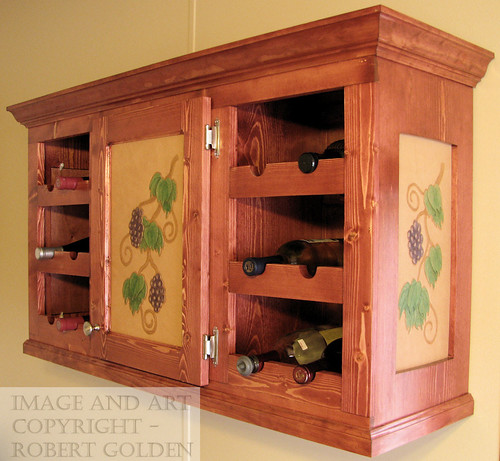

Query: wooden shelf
[227,354,342,412]
[228,261,343,303]
[229,158,344,198]
[35,252,90,277]
[37,185,90,206]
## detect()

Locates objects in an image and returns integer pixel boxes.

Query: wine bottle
[298,139,344,173]
[236,326,342,376]
[35,237,89,260]
[292,337,342,384]
[242,238,343,276]
[55,176,88,190]
[56,316,85,332]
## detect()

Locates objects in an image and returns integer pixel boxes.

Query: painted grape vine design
[119,155,179,334]
[399,163,445,344]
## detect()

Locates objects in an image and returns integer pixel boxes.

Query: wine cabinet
[7,6,493,456]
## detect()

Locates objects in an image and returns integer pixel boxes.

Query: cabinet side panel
[372,59,474,426]
[89,116,110,358]
[342,83,377,416]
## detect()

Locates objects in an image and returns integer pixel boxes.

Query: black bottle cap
[242,258,266,276]
[298,152,319,174]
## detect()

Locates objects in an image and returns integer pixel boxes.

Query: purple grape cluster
[149,273,165,312]
[128,207,144,248]
[407,219,424,264]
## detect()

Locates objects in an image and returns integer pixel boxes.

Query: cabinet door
[90,97,211,386]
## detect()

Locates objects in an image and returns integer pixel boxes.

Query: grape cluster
[407,219,424,264]
[128,207,144,248]
[149,273,165,312]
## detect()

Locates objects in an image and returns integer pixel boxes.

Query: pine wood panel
[371,59,475,426]
[180,96,212,385]
[106,101,183,143]
[229,159,344,198]
[229,262,343,303]
[102,334,183,378]
[99,97,211,386]
[208,106,238,383]
[37,186,90,206]
[210,58,375,109]
[35,252,90,277]
[342,83,376,417]
[89,116,108,359]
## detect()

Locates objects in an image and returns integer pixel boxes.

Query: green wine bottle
[242,238,343,276]
[236,327,342,376]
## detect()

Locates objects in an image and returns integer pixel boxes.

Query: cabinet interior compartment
[237,90,344,172]
[42,134,89,186]
[231,90,345,372]
[235,297,342,357]
[43,274,90,318]
[42,204,89,247]
[35,133,91,320]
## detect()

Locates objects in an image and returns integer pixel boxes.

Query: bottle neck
[242,255,285,275]
[318,327,343,345]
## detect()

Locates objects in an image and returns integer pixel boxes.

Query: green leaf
[398,279,430,331]
[122,272,146,314]
[157,178,172,210]
[140,217,163,254]
[399,282,410,318]
[424,184,444,228]
[149,172,162,198]
[425,245,442,288]
[155,177,177,215]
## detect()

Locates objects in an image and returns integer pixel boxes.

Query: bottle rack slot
[36,252,90,277]
[229,261,343,303]
[37,185,90,206]
[228,355,342,408]
[229,158,344,198]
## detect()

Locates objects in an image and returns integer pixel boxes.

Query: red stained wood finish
[8,6,493,457]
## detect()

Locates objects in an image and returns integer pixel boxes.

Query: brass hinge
[205,119,220,158]
[202,326,219,366]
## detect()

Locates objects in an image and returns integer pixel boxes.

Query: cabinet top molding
[7,5,494,127]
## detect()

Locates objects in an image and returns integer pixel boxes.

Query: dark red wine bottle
[298,139,344,173]
[292,337,342,384]
[55,176,89,190]
[56,316,85,332]
[35,237,89,260]
[242,238,343,276]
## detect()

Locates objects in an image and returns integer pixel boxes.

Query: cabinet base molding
[23,340,473,457]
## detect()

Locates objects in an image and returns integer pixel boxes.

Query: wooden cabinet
[7,6,493,457]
